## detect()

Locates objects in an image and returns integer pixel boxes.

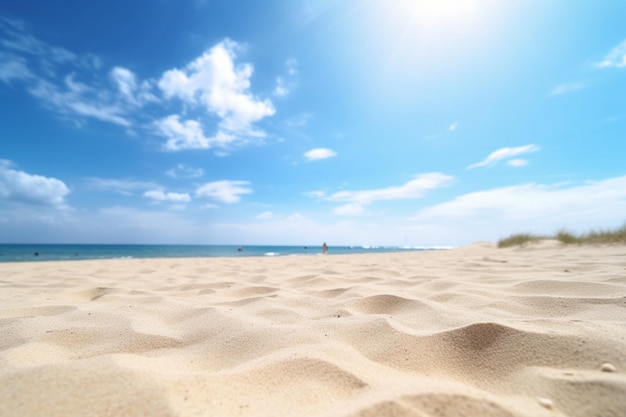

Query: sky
[0,0,625,246]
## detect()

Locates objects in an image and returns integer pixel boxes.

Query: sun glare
[385,0,483,41]
[359,0,495,77]
[396,0,478,26]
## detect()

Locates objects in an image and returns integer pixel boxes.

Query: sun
[340,0,501,96]
[386,0,480,35]
[361,0,492,63]
[397,0,477,20]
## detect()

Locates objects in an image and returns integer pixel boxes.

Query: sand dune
[1,243,625,416]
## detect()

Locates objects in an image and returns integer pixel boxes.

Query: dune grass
[497,233,546,248]
[497,224,626,248]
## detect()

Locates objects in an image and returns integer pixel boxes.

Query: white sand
[1,242,625,417]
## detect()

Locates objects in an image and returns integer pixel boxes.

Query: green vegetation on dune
[497,224,626,248]
[497,233,546,248]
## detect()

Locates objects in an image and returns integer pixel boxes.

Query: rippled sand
[1,242,625,417]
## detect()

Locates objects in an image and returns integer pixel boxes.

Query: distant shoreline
[0,243,453,263]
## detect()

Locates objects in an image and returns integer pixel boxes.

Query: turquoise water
[0,244,451,263]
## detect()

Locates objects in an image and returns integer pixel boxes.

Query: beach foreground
[1,242,625,417]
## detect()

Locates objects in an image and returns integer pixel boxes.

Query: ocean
[0,244,452,263]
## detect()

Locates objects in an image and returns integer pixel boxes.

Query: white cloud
[168,204,188,211]
[284,113,311,129]
[407,176,626,244]
[166,164,204,179]
[286,58,298,75]
[28,78,132,127]
[86,178,160,195]
[0,52,33,82]
[468,144,539,169]
[0,21,136,127]
[333,203,365,216]
[80,206,200,243]
[0,17,80,67]
[549,81,586,96]
[155,114,234,151]
[158,39,275,136]
[449,122,459,131]
[111,67,137,100]
[596,39,626,68]
[256,211,274,220]
[304,148,337,161]
[273,59,298,97]
[303,190,326,199]
[202,203,220,209]
[196,180,252,203]
[507,159,528,167]
[274,77,289,97]
[326,173,454,205]
[110,67,158,106]
[1,22,279,155]
[143,190,191,203]
[207,213,436,246]
[0,159,69,206]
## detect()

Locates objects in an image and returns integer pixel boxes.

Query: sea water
[0,244,452,263]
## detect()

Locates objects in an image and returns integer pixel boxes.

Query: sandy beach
[0,242,625,417]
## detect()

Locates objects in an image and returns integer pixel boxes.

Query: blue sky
[1,0,625,245]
